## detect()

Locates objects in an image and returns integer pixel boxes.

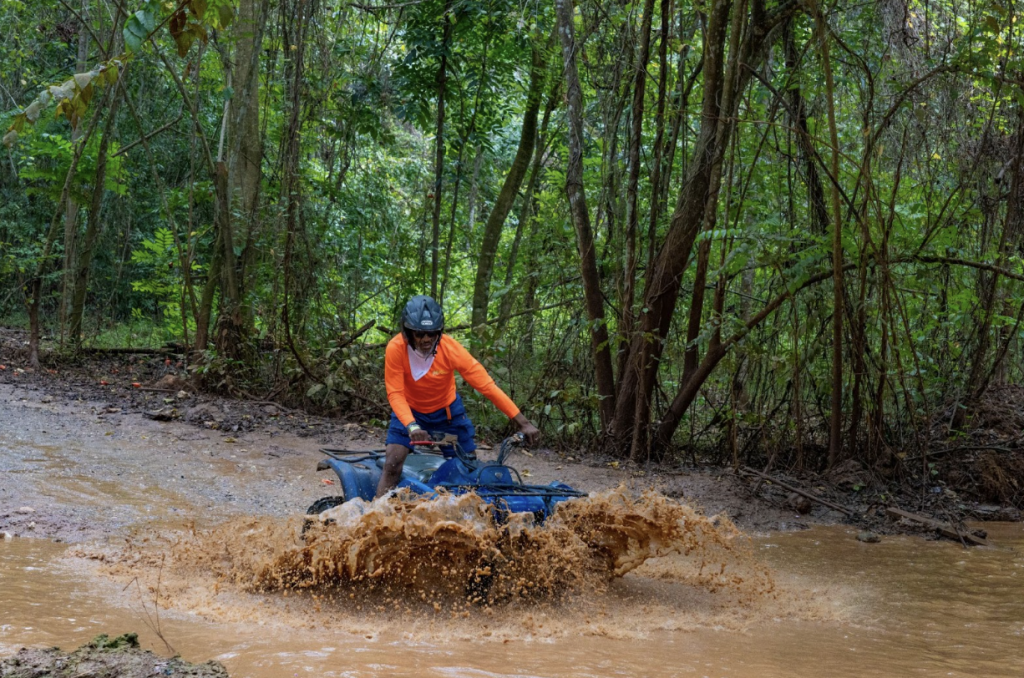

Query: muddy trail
[1,376,1023,677]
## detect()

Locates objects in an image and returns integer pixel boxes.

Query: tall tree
[556,0,617,429]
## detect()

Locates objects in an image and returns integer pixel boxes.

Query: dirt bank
[0,633,227,678]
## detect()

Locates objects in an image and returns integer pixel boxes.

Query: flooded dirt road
[4,525,1022,677]
[2,383,1022,677]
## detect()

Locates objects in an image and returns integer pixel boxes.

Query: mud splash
[86,491,770,606]
[76,489,785,638]
[172,489,772,600]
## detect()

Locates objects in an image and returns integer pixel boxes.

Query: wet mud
[0,633,228,678]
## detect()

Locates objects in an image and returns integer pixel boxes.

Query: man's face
[412,330,440,354]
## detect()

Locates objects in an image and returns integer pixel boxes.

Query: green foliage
[18,133,126,204]
[4,0,1024,463]
[129,227,196,338]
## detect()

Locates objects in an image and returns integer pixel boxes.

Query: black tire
[302,495,346,535]
[306,495,347,515]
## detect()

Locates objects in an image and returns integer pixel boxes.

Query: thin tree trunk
[620,0,657,366]
[280,0,313,378]
[441,46,491,305]
[438,143,466,306]
[496,82,560,337]
[195,230,223,352]
[60,0,90,341]
[617,0,749,458]
[470,42,546,336]
[784,21,829,234]
[465,145,484,239]
[655,266,844,449]
[810,0,846,466]
[556,0,617,428]
[966,109,1024,400]
[27,91,108,368]
[430,0,453,298]
[68,85,124,345]
[645,0,673,275]
[228,0,267,335]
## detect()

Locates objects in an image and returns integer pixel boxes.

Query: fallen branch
[112,110,183,157]
[885,507,989,547]
[904,443,1018,462]
[740,466,856,516]
[336,320,375,350]
[81,347,174,355]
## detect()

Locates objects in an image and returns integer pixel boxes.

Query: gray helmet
[401,295,445,333]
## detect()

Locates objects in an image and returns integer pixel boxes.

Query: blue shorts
[386,393,477,454]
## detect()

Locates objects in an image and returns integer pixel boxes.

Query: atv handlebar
[497,432,526,466]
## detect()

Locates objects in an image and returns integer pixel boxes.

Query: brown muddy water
[2,522,1022,677]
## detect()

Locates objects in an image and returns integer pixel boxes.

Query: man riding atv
[376,295,541,498]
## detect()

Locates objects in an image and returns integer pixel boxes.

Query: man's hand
[408,425,430,443]
[513,413,541,446]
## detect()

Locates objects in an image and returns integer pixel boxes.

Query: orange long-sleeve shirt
[385,333,520,426]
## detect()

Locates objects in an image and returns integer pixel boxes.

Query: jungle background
[1,0,1023,504]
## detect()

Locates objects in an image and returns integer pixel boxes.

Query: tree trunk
[430,0,453,298]
[614,0,740,457]
[68,86,124,345]
[470,42,545,337]
[556,0,617,429]
[645,0,673,275]
[620,0,657,367]
[280,0,312,368]
[965,109,1024,401]
[809,0,846,466]
[783,20,829,234]
[465,145,484,239]
[195,229,223,352]
[227,0,266,334]
[496,82,560,337]
[60,0,90,341]
[26,93,107,368]
[655,267,842,449]
[441,47,490,305]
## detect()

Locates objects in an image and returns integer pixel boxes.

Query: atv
[305,432,586,525]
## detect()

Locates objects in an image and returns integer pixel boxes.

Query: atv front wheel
[302,495,346,535]
[307,495,346,515]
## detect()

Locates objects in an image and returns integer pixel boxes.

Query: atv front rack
[435,482,587,498]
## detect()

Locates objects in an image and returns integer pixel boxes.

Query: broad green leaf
[123,11,155,52]
[123,21,144,52]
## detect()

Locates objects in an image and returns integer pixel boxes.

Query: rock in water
[785,492,813,514]
[0,633,230,677]
[152,374,188,391]
[143,408,178,422]
[856,531,881,543]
